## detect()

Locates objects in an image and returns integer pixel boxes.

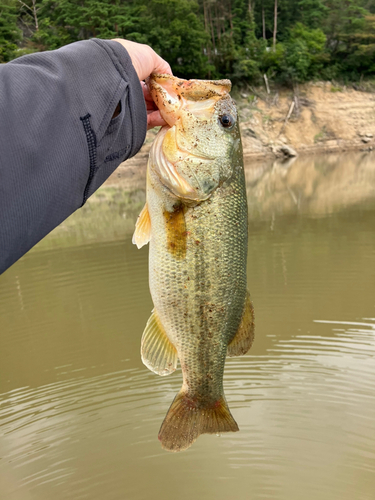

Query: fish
[132,74,254,452]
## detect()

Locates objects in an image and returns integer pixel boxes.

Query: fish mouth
[147,74,232,127]
[147,74,233,202]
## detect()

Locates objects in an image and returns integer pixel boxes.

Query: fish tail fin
[158,390,239,452]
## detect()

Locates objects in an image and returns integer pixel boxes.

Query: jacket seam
[80,113,97,206]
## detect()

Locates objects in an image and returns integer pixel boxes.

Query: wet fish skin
[133,75,254,452]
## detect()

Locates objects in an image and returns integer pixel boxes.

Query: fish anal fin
[141,310,177,376]
[132,203,151,249]
[227,291,255,357]
[158,391,239,452]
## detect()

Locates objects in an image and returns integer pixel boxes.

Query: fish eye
[219,114,235,129]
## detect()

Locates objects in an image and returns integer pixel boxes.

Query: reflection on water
[1,152,375,500]
[246,150,375,218]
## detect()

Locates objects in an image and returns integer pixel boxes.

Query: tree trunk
[18,0,40,32]
[215,2,221,42]
[229,0,233,37]
[208,2,216,52]
[273,0,278,52]
[32,0,38,31]
[203,1,209,33]
[262,5,266,40]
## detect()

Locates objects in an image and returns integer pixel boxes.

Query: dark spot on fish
[163,204,187,260]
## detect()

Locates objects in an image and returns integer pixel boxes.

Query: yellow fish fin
[158,391,239,452]
[132,202,151,249]
[227,291,255,357]
[141,310,178,376]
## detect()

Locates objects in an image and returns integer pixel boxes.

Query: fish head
[147,74,241,202]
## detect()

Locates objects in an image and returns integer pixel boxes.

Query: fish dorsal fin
[132,203,151,249]
[227,291,255,357]
[141,310,178,376]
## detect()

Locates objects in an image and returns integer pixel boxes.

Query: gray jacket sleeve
[0,39,147,274]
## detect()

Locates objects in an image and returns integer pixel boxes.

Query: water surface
[1,152,375,500]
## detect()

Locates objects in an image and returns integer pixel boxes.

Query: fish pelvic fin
[141,310,178,376]
[132,202,151,249]
[158,391,239,452]
[227,290,255,357]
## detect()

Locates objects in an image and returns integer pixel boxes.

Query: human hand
[112,39,172,129]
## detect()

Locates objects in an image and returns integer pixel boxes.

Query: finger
[142,82,160,114]
[147,110,168,129]
[153,54,172,76]
[146,101,158,112]
[142,81,154,102]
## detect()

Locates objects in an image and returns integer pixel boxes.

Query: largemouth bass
[133,74,254,452]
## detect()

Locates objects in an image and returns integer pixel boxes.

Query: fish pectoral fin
[227,291,255,357]
[132,202,151,249]
[141,310,178,376]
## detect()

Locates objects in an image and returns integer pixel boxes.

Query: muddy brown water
[1,152,375,500]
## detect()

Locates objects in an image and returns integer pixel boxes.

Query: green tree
[252,0,326,40]
[296,0,328,28]
[30,0,209,77]
[261,22,327,83]
[0,0,22,62]
[339,14,375,75]
[33,0,132,49]
[130,0,210,78]
[232,6,265,82]
[322,0,373,77]
[5,0,375,83]
[323,0,368,53]
[283,22,327,81]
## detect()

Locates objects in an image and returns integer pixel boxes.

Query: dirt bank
[238,81,375,158]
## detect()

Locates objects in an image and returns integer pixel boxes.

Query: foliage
[0,0,21,62]
[128,0,210,78]
[1,0,375,83]
[281,23,327,82]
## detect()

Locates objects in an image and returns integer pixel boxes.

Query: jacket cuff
[91,39,147,158]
